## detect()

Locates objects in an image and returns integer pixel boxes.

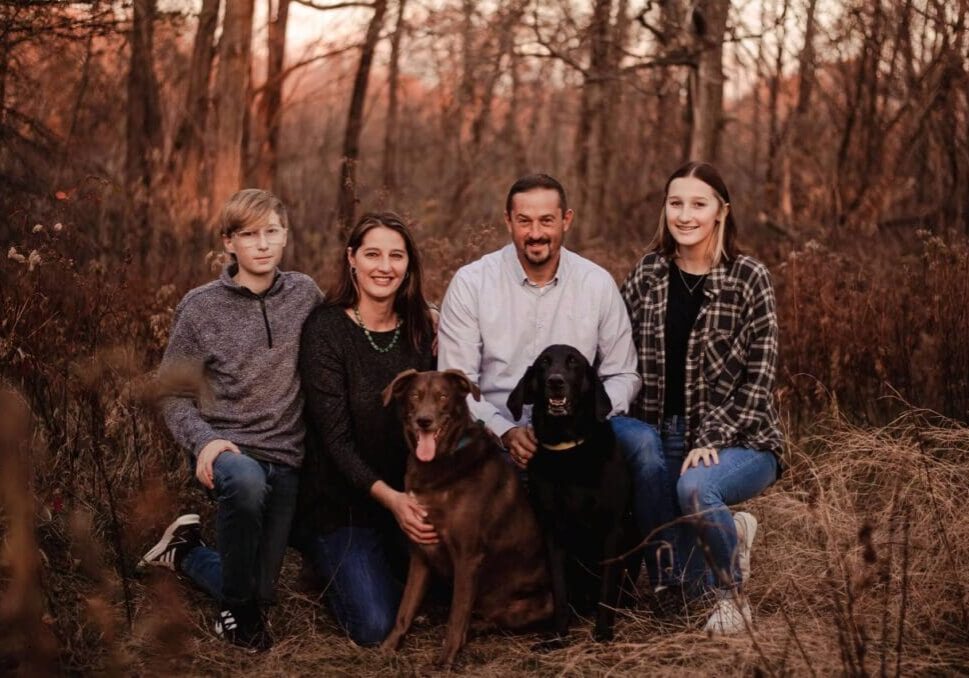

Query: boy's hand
[196,439,240,489]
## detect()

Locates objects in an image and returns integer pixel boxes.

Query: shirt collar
[502,243,568,287]
[221,262,283,297]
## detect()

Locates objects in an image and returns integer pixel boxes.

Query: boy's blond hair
[219,189,289,237]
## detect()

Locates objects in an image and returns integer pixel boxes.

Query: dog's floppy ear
[507,365,536,421]
[382,369,419,406]
[587,364,613,422]
[442,369,481,402]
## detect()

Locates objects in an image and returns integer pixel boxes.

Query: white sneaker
[703,590,752,635]
[733,511,758,584]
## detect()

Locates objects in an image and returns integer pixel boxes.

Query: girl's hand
[389,490,439,545]
[680,447,719,476]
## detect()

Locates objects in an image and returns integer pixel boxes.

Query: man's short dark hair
[505,174,568,215]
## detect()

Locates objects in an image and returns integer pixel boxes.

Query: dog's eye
[566,355,576,366]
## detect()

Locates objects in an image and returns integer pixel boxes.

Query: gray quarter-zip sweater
[159,264,323,467]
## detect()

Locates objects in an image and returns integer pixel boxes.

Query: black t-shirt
[663,263,706,417]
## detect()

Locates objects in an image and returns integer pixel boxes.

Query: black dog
[508,344,639,643]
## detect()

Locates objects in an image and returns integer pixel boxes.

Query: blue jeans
[295,527,404,646]
[612,415,778,592]
[180,452,299,608]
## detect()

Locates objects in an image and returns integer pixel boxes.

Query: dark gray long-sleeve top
[295,304,434,533]
[158,265,323,467]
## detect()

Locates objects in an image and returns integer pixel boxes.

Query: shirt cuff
[487,414,517,442]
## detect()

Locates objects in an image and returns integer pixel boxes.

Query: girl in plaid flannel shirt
[618,161,784,635]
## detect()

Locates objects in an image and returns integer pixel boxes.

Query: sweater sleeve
[693,265,780,451]
[299,308,381,493]
[157,303,221,459]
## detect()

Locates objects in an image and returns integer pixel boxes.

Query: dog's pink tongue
[416,430,437,462]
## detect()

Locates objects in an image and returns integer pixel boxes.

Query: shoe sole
[734,512,758,583]
[138,513,201,569]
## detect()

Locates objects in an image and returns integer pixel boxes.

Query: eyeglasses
[232,226,287,248]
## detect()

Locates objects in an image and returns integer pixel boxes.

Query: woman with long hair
[618,162,783,634]
[292,212,436,646]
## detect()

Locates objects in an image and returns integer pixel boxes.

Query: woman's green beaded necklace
[353,305,402,353]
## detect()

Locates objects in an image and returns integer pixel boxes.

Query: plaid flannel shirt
[620,252,784,459]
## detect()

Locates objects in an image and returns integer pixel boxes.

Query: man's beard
[524,238,551,264]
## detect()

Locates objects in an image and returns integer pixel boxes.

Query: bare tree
[336,0,387,230]
[125,0,162,259]
[254,0,291,193]
[168,0,219,207]
[382,0,407,193]
[573,0,612,237]
[212,0,255,216]
[688,0,730,162]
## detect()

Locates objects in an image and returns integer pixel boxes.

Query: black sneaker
[215,604,273,653]
[138,514,204,572]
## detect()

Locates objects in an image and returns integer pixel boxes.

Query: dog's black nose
[547,375,566,390]
[416,416,433,430]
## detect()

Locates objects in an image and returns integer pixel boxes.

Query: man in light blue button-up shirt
[438,174,642,466]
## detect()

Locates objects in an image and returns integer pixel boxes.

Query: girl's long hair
[648,161,740,266]
[327,211,434,353]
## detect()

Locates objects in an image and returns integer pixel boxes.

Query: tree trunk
[168,0,219,209]
[574,0,612,242]
[126,0,163,263]
[212,0,255,217]
[446,1,525,225]
[764,0,789,208]
[501,48,529,177]
[595,0,630,238]
[687,0,730,162]
[336,0,388,231]
[255,0,290,193]
[382,0,407,193]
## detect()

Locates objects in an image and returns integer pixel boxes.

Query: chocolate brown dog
[508,344,639,643]
[380,369,552,667]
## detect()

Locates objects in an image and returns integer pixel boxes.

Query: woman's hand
[680,447,719,476]
[389,491,439,545]
[372,481,438,545]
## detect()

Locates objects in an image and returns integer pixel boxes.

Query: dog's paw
[593,625,615,643]
[378,637,400,657]
[531,635,568,653]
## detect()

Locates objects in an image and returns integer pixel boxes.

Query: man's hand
[196,439,240,489]
[502,426,538,469]
[680,447,719,476]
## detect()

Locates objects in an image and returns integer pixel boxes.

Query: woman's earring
[350,266,357,277]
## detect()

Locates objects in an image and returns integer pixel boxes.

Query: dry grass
[5,394,969,675]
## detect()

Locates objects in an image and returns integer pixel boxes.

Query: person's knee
[676,471,720,514]
[350,607,396,646]
[216,456,268,513]
[612,418,664,477]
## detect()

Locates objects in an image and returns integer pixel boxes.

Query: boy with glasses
[140,189,322,652]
